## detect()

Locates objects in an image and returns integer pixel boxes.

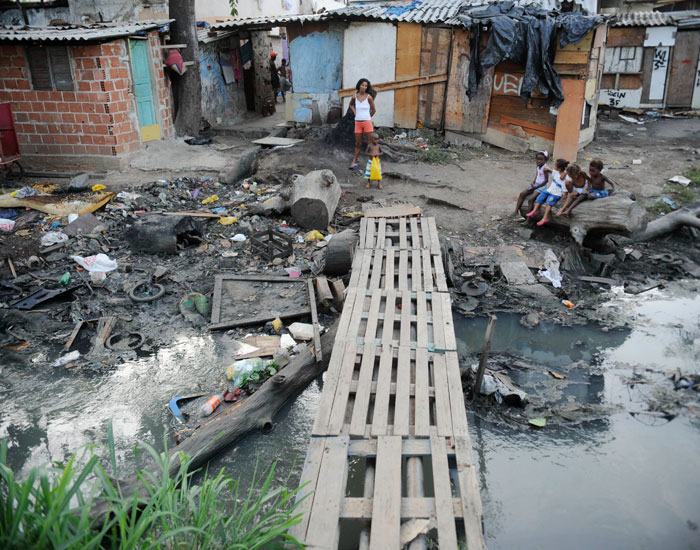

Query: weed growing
[0,424,304,549]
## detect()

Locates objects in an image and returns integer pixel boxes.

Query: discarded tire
[128,282,165,302]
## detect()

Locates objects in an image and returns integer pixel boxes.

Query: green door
[130,39,160,141]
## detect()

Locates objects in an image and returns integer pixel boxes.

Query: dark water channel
[1,291,699,548]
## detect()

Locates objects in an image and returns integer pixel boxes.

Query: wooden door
[130,39,160,142]
[666,31,700,108]
[418,27,451,129]
[393,23,421,129]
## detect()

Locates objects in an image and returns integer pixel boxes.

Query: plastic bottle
[58,272,71,285]
[199,394,223,417]
[225,358,264,389]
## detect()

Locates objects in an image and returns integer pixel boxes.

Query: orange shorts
[354,120,374,134]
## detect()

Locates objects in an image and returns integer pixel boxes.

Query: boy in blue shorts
[560,158,616,216]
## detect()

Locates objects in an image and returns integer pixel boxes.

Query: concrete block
[445,131,483,148]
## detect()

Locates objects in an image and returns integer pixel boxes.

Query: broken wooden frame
[209,275,321,352]
[250,226,294,262]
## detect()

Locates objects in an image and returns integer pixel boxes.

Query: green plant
[675,187,699,204]
[417,147,464,164]
[1,424,304,549]
[684,165,700,186]
[646,200,673,214]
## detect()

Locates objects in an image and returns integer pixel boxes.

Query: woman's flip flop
[349,164,358,170]
[526,211,537,217]
[536,218,550,226]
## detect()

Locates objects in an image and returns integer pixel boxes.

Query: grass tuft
[1,426,304,549]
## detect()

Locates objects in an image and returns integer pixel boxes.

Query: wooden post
[474,314,497,397]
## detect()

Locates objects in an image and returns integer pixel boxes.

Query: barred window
[26,45,74,91]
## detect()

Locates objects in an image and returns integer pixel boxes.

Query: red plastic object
[0,102,20,165]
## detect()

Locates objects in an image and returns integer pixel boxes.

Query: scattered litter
[11,187,43,198]
[272,317,283,332]
[285,268,301,278]
[661,197,677,209]
[528,418,547,428]
[619,115,644,125]
[71,254,118,273]
[225,358,264,389]
[0,218,15,231]
[68,213,79,223]
[288,322,315,341]
[41,232,69,247]
[668,175,691,186]
[0,208,19,220]
[304,229,324,242]
[218,216,237,225]
[280,334,296,348]
[53,350,80,367]
[549,370,566,379]
[168,393,205,423]
[11,286,75,310]
[201,195,219,205]
[632,159,642,165]
[129,282,165,302]
[58,272,71,286]
[461,281,488,297]
[470,364,527,405]
[91,184,107,192]
[116,191,142,201]
[561,300,575,308]
[199,393,223,416]
[538,248,562,288]
[231,233,246,242]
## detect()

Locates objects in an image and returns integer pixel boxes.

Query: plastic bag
[225,358,264,389]
[41,232,69,246]
[370,157,382,181]
[304,230,324,242]
[0,218,15,231]
[71,253,118,273]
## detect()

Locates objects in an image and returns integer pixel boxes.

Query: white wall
[195,0,233,18]
[599,88,643,109]
[342,22,396,128]
[237,0,302,19]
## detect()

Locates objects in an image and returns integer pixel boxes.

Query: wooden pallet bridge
[290,217,485,549]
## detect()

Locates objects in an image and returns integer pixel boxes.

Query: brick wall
[0,30,173,171]
[148,33,174,139]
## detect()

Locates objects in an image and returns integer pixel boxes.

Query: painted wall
[199,37,248,125]
[342,22,396,128]
[599,88,643,108]
[289,28,343,93]
[196,0,233,18]
[237,0,302,18]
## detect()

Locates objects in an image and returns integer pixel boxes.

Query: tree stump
[290,169,341,230]
[324,229,358,276]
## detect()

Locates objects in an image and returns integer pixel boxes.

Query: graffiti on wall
[599,88,642,109]
[492,72,523,96]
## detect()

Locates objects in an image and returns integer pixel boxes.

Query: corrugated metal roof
[197,27,238,44]
[0,19,173,43]
[612,11,675,27]
[212,0,598,31]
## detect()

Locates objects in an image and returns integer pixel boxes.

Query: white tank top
[535,163,549,185]
[548,170,569,196]
[354,94,371,121]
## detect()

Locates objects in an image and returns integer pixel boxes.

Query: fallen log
[519,191,647,245]
[633,201,700,242]
[173,320,337,474]
[290,169,341,230]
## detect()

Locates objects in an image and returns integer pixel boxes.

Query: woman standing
[349,78,376,170]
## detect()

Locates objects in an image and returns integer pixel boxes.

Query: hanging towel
[231,48,242,81]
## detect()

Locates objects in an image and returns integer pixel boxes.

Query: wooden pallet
[348,248,448,293]
[360,216,440,253]
[289,432,485,550]
[296,217,484,549]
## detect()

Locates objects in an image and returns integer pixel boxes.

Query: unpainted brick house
[0,20,174,170]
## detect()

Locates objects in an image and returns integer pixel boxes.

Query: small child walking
[514,151,551,218]
[526,158,570,226]
[364,132,383,189]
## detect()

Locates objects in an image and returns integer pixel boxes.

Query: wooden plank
[356,247,374,291]
[347,248,362,289]
[304,435,350,549]
[376,218,387,249]
[369,249,383,290]
[360,217,368,246]
[366,217,376,249]
[382,289,396,347]
[427,217,440,253]
[500,260,536,285]
[384,248,395,290]
[400,290,412,347]
[208,307,311,331]
[394,22,422,128]
[416,291,428,348]
[288,437,326,541]
[411,250,421,292]
[441,292,456,352]
[364,290,383,343]
[398,250,409,291]
[430,434,459,550]
[307,278,322,363]
[445,351,468,435]
[499,115,555,139]
[338,73,448,98]
[252,136,304,146]
[455,435,486,550]
[606,27,645,48]
[553,50,589,65]
[211,275,223,324]
[409,217,420,249]
[326,340,361,434]
[349,438,433,457]
[432,354,453,437]
[553,79,585,162]
[369,436,403,550]
[414,347,431,437]
[422,249,434,292]
[433,253,448,292]
[341,496,464,519]
[350,341,378,437]
[64,320,85,351]
[431,291,446,351]
[371,345,394,437]
[394,346,411,436]
[399,217,407,249]
[364,204,422,218]
[666,31,700,107]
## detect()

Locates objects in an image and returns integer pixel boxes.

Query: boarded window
[26,45,74,91]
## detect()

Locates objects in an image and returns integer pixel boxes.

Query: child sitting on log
[514,151,551,219]
[557,163,590,216]
[526,158,570,226]
[559,159,616,216]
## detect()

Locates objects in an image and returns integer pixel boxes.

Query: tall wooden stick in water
[474,314,497,397]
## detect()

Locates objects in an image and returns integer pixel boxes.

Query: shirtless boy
[559,159,616,216]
